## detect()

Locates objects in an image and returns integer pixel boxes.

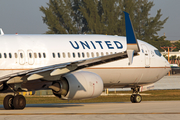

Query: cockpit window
[154,50,161,57]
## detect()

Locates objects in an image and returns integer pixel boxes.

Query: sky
[0,0,180,40]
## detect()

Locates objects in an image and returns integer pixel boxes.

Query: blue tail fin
[123,11,139,52]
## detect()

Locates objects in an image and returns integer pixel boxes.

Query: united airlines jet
[0,12,170,110]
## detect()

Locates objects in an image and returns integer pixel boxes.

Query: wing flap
[27,74,44,81]
[50,68,70,76]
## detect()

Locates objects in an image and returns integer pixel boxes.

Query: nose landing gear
[130,94,142,103]
[130,87,142,103]
[3,94,26,110]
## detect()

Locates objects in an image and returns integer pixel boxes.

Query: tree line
[39,0,180,51]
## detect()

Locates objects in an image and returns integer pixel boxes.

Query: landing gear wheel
[3,95,14,110]
[130,95,135,103]
[13,95,26,109]
[130,94,142,103]
[134,94,142,103]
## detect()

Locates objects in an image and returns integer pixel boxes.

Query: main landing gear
[3,94,26,110]
[130,87,142,103]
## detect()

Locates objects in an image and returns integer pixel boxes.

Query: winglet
[124,11,139,52]
[124,11,140,65]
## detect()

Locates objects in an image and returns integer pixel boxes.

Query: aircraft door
[141,45,150,67]
[18,50,25,65]
[27,50,34,65]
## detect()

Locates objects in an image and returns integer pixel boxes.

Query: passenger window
[34,53,37,58]
[101,52,104,56]
[96,52,99,57]
[82,53,85,58]
[87,52,89,58]
[68,52,71,58]
[63,52,65,58]
[110,52,113,54]
[29,53,32,58]
[78,52,80,58]
[9,53,12,58]
[15,53,17,58]
[20,53,23,58]
[4,53,7,58]
[0,53,1,58]
[38,53,41,58]
[91,52,94,57]
[72,53,75,58]
[106,52,109,55]
[57,53,60,58]
[52,53,55,58]
[43,53,46,58]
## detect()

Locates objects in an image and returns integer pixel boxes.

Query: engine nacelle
[53,71,104,100]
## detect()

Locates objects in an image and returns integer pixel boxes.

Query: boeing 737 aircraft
[0,12,170,110]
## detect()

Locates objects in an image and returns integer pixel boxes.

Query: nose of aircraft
[162,56,171,72]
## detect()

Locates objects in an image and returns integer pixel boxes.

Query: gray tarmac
[0,101,180,120]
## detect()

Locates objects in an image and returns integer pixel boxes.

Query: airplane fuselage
[0,34,170,89]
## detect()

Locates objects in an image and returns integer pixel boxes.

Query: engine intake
[49,78,69,97]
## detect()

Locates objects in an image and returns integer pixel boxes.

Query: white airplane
[0,12,170,110]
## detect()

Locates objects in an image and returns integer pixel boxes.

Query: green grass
[1,90,180,104]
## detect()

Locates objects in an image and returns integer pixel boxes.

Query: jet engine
[49,71,104,100]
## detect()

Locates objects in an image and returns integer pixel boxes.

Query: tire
[133,94,142,103]
[130,95,135,103]
[3,95,14,110]
[13,95,26,109]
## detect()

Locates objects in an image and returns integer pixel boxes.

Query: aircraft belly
[84,67,169,88]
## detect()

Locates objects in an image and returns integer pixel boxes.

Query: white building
[161,51,180,57]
